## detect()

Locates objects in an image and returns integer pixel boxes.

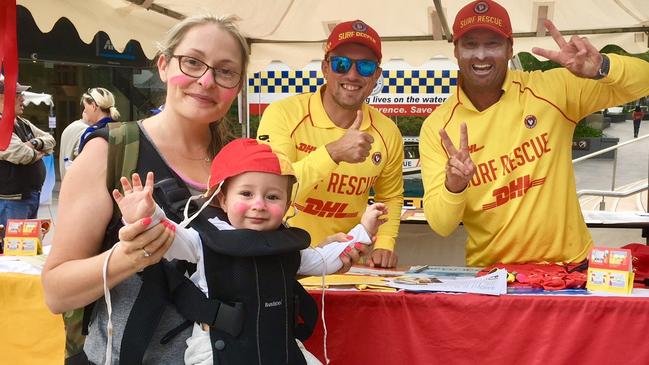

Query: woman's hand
[337,242,369,273]
[318,233,369,274]
[117,217,176,271]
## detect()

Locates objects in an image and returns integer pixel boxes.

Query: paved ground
[574,119,649,211]
[37,119,649,265]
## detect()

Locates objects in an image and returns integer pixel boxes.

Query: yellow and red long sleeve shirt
[420,54,649,267]
[258,86,404,251]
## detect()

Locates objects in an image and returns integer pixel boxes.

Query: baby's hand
[360,203,388,237]
[112,172,156,224]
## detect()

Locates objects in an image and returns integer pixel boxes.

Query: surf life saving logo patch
[524,115,538,129]
[352,21,368,32]
[372,152,382,165]
[474,1,489,14]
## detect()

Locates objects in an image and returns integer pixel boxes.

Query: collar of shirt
[455,69,514,112]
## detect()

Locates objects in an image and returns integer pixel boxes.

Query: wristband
[592,54,610,80]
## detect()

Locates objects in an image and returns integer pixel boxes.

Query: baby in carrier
[114,138,387,364]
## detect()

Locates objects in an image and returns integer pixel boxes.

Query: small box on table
[3,219,50,256]
[586,247,634,294]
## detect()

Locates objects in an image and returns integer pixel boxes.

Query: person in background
[257,20,404,268]
[632,105,645,138]
[419,0,649,267]
[0,75,55,231]
[58,107,88,180]
[77,87,120,154]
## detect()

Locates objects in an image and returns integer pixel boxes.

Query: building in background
[16,6,163,177]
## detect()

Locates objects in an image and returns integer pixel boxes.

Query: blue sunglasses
[328,56,379,77]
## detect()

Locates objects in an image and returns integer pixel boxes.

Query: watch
[593,54,610,80]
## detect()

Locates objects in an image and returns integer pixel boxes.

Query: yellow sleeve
[419,113,466,237]
[539,54,649,120]
[591,54,649,112]
[257,101,338,201]
[372,122,404,251]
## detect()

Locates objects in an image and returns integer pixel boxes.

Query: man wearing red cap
[0,76,55,232]
[420,0,649,266]
[257,20,404,268]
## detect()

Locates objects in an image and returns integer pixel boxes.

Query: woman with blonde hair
[77,87,121,153]
[43,15,250,364]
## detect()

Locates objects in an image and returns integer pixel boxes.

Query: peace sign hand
[439,123,475,193]
[532,20,602,79]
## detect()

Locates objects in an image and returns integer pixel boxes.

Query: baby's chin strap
[178,184,221,229]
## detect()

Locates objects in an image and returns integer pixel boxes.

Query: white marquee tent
[17,0,649,72]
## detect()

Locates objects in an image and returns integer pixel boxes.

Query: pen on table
[412,265,429,273]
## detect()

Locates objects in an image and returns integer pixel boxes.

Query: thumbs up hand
[326,110,375,164]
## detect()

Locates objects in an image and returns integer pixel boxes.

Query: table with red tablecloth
[304,290,649,365]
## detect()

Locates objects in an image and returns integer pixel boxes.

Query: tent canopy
[22,91,53,107]
[17,0,649,71]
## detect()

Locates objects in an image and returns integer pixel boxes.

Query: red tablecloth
[304,290,649,365]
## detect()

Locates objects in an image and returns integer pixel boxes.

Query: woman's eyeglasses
[328,56,379,77]
[172,55,241,89]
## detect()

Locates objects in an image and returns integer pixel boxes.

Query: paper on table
[407,265,482,277]
[582,210,649,224]
[386,268,508,295]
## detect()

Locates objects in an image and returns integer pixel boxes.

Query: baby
[114,138,387,364]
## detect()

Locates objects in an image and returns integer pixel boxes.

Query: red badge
[372,152,382,165]
[524,115,537,129]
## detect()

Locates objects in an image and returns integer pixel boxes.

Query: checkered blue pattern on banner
[248,69,458,94]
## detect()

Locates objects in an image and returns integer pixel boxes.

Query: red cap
[325,20,382,61]
[452,0,512,42]
[207,138,295,194]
